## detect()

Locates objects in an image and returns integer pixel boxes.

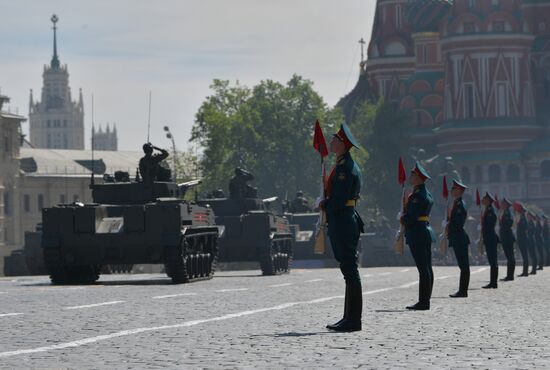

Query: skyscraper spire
[50,14,60,69]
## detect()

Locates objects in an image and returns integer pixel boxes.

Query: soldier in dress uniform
[516,203,530,277]
[543,215,550,267]
[447,179,470,298]
[322,124,364,332]
[527,211,538,275]
[499,198,516,281]
[535,214,545,271]
[481,193,499,289]
[401,162,434,310]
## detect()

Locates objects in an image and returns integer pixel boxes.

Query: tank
[198,168,293,275]
[42,178,220,284]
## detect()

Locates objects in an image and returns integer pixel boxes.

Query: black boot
[326,285,348,330]
[483,266,498,288]
[329,282,362,332]
[501,264,514,281]
[451,270,469,297]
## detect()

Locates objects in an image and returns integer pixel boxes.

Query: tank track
[260,234,293,276]
[164,230,219,284]
[44,246,101,285]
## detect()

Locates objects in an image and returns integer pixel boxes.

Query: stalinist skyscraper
[29,14,84,150]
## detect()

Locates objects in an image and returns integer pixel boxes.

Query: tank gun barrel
[262,196,278,204]
[178,179,202,197]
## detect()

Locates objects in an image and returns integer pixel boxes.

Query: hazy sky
[0,0,376,151]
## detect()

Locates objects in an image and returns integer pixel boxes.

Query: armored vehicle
[42,176,220,285]
[4,225,46,277]
[198,168,293,275]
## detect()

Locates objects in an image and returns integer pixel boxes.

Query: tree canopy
[190,76,344,200]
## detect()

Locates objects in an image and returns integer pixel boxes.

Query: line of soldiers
[401,163,549,309]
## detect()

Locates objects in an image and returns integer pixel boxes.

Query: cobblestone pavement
[0,266,548,369]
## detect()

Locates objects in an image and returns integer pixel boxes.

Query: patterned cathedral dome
[406,0,452,32]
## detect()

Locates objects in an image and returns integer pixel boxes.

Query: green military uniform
[325,124,364,332]
[543,215,550,266]
[516,210,530,277]
[535,217,545,270]
[482,194,499,289]
[499,200,516,281]
[402,168,434,310]
[447,182,470,298]
[527,215,538,274]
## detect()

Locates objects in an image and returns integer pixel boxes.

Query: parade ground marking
[215,288,249,293]
[0,313,23,318]
[305,279,323,283]
[152,293,198,300]
[399,269,411,273]
[268,283,294,288]
[377,272,392,276]
[63,301,125,310]
[0,267,491,359]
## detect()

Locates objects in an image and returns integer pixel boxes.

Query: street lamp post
[163,126,178,181]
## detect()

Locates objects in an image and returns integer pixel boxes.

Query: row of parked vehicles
[4,167,330,284]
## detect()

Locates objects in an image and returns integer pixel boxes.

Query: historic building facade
[92,124,118,151]
[29,15,85,150]
[342,0,550,210]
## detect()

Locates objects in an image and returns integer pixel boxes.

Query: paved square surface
[0,266,548,369]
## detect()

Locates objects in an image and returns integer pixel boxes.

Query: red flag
[313,120,329,158]
[494,195,501,210]
[442,176,448,200]
[475,188,481,207]
[513,201,523,213]
[398,157,406,186]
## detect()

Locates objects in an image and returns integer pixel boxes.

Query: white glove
[396,211,402,220]
[441,219,448,228]
[477,224,482,231]
[314,197,323,209]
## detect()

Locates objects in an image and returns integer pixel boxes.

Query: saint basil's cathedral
[340,0,550,211]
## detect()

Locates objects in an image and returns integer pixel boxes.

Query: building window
[469,0,475,9]
[423,45,428,64]
[60,194,66,204]
[24,194,31,213]
[464,83,475,118]
[461,167,471,184]
[493,21,505,32]
[3,136,9,153]
[496,82,508,117]
[464,22,476,33]
[396,4,402,30]
[541,160,550,179]
[475,166,483,183]
[492,0,499,5]
[37,194,44,210]
[489,165,502,183]
[506,164,520,182]
[3,192,10,216]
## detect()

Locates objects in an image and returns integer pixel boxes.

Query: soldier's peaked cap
[334,123,361,150]
[411,162,431,180]
[452,179,468,190]
[502,197,512,205]
[483,192,495,202]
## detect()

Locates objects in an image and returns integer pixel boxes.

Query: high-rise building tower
[29,14,84,149]
[92,123,118,151]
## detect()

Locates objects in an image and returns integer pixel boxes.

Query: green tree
[352,99,410,219]
[190,75,343,201]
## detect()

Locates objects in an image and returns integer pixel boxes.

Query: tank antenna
[147,91,152,143]
[91,93,95,186]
